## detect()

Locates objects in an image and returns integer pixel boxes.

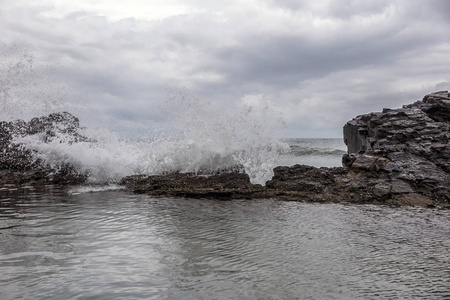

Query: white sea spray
[14,90,288,185]
[0,44,82,121]
[3,49,288,184]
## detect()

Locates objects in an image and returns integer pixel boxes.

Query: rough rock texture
[0,112,88,185]
[341,91,450,207]
[123,91,449,208]
[121,172,267,199]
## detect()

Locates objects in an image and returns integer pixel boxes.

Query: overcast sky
[1,0,449,138]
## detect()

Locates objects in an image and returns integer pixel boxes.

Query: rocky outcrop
[341,91,450,206]
[122,91,450,208]
[0,112,88,185]
[121,172,267,199]
[2,92,449,208]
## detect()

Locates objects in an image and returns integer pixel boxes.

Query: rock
[120,172,266,199]
[0,112,88,186]
[266,165,336,193]
[341,91,450,207]
[2,92,449,208]
[123,91,449,208]
[386,193,434,207]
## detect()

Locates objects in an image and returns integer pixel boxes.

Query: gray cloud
[0,0,449,137]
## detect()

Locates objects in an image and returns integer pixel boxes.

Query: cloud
[0,0,449,138]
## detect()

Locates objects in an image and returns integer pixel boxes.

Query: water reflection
[0,187,449,299]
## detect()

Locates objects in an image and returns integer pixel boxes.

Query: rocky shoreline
[1,92,449,208]
[120,91,450,208]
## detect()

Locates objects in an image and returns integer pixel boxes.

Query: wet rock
[3,92,448,208]
[0,112,88,186]
[341,91,450,207]
[386,193,434,207]
[266,165,336,193]
[123,91,449,208]
[121,172,266,199]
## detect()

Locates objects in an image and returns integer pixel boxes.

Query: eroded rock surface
[341,91,450,207]
[121,172,266,199]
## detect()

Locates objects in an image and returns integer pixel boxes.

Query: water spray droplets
[2,48,287,185]
[0,44,81,121]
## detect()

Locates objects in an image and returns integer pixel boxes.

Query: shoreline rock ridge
[1,92,449,208]
[341,91,449,206]
[121,91,450,208]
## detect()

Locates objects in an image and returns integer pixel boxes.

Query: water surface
[1,186,449,299]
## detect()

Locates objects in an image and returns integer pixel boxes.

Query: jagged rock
[0,112,88,185]
[2,92,449,208]
[123,91,449,208]
[342,91,450,206]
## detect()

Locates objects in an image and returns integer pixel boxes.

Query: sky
[1,0,449,138]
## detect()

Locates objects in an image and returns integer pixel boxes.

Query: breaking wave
[14,100,288,185]
[3,48,288,185]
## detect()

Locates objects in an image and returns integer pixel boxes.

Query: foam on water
[4,50,288,184]
[68,184,126,195]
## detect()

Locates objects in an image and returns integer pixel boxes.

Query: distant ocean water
[278,138,346,168]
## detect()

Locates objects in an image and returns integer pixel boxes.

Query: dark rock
[120,172,266,199]
[3,92,448,208]
[0,112,88,186]
[341,91,450,207]
[122,91,449,208]
[266,165,335,193]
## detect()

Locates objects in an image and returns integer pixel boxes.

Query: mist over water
[0,44,82,121]
[2,50,290,184]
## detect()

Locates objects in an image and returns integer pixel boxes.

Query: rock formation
[122,91,450,208]
[0,112,88,185]
[1,92,449,208]
[341,91,449,206]
[121,172,266,199]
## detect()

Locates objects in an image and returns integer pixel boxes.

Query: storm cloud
[1,0,449,137]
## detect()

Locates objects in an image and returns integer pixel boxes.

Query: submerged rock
[0,112,88,185]
[122,91,450,208]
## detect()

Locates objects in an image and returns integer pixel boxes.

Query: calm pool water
[1,185,449,299]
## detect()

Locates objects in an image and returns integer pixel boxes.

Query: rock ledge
[122,91,450,208]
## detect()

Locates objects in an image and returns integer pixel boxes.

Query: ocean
[278,138,347,168]
[1,139,449,300]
